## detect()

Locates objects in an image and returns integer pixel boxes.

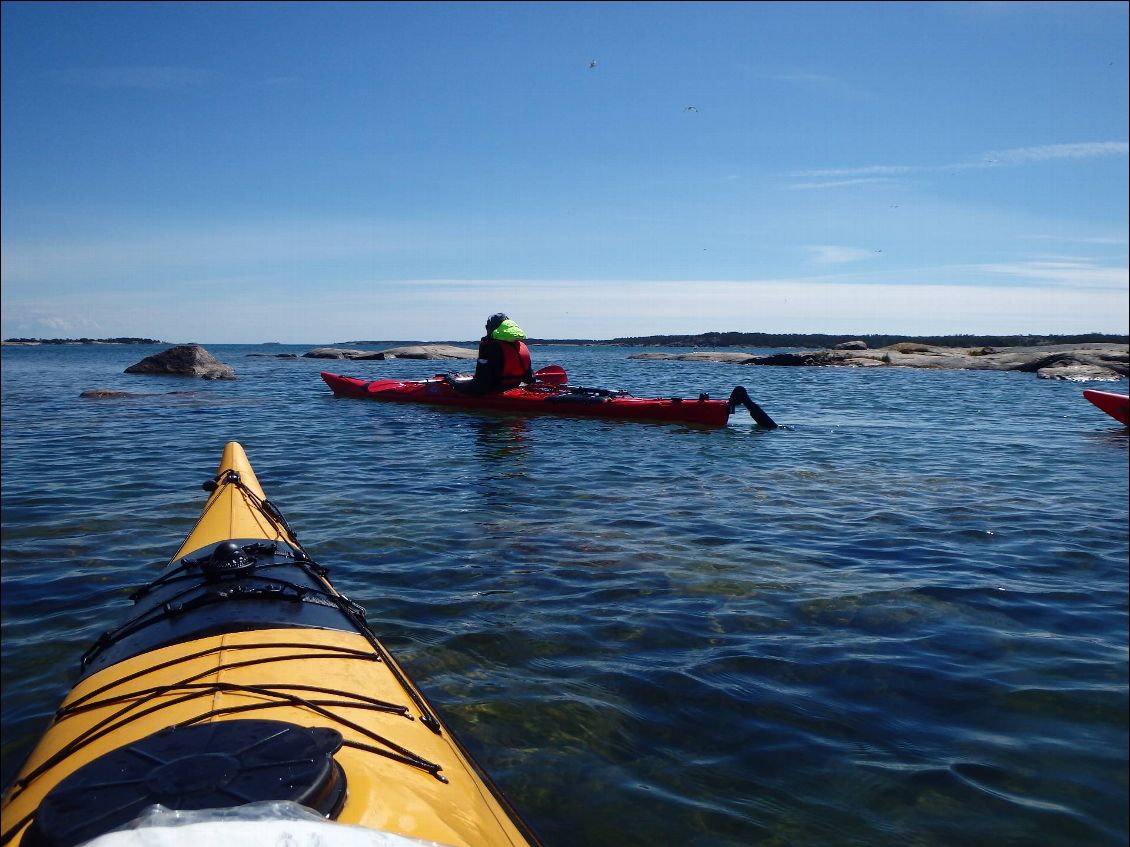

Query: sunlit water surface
[2,343,1127,847]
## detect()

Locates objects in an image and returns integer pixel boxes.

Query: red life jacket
[497,340,532,389]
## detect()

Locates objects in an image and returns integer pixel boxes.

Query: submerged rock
[81,389,198,399]
[81,389,141,399]
[124,345,236,379]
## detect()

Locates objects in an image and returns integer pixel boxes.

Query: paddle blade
[535,365,568,386]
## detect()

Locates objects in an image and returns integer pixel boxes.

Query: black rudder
[727,386,778,429]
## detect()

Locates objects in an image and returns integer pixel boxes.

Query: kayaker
[449,313,536,395]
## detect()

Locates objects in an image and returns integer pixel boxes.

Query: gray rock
[304,344,477,361]
[303,347,385,360]
[379,344,477,360]
[834,340,868,350]
[682,351,758,363]
[628,351,759,363]
[124,345,236,379]
[632,343,1128,381]
[1036,364,1123,381]
[766,351,851,367]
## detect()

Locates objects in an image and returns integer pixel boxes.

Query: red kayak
[320,367,777,428]
[1083,389,1130,426]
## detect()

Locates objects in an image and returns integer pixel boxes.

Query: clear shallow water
[1,343,1127,847]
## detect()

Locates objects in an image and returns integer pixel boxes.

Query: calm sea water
[2,343,1127,847]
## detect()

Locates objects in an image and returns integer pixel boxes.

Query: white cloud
[805,245,878,265]
[3,309,105,338]
[790,140,1129,185]
[1021,234,1130,246]
[792,165,917,178]
[788,177,903,190]
[984,142,1130,164]
[6,275,1125,343]
[972,260,1128,290]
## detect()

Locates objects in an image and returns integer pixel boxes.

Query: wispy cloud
[792,165,918,179]
[0,220,427,286]
[788,177,903,190]
[57,66,221,90]
[747,69,873,102]
[973,259,1128,290]
[789,141,1129,188]
[1021,233,1130,247]
[758,72,840,85]
[9,275,1125,342]
[983,142,1130,164]
[806,245,878,265]
[8,310,104,336]
[251,75,309,90]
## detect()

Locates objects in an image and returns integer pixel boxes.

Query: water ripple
[2,344,1127,845]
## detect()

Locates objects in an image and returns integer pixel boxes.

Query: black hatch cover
[24,720,346,847]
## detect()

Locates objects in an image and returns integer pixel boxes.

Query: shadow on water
[471,416,531,465]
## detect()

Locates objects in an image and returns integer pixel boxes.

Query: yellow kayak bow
[1,443,538,847]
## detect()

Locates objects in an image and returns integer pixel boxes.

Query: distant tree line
[533,331,1130,348]
[3,337,163,344]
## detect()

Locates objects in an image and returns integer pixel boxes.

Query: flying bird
[684,105,698,112]
[588,60,597,69]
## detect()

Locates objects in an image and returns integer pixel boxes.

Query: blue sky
[2,1,1127,343]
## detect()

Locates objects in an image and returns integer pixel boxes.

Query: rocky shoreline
[302,345,477,361]
[629,342,1129,381]
[2,337,163,346]
[302,341,1127,381]
[32,339,1128,395]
